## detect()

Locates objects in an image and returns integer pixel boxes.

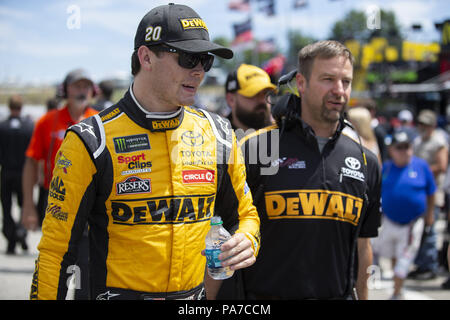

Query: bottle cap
[210,216,223,225]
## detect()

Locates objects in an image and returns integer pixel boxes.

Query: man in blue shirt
[374,130,436,299]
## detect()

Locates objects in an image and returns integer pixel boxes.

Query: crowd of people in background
[349,100,450,295]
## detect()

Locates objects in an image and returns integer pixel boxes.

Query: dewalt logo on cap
[245,72,264,81]
[180,18,208,31]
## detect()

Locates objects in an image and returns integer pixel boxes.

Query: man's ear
[295,72,307,97]
[137,46,154,71]
[226,92,236,110]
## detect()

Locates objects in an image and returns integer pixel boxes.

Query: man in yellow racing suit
[30,3,260,300]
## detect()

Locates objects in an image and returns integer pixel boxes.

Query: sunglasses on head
[152,45,214,72]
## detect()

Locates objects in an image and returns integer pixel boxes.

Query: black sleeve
[214,163,239,233]
[359,151,382,238]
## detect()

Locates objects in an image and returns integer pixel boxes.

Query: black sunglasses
[394,143,411,151]
[152,46,214,72]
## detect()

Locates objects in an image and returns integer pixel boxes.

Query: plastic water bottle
[205,216,234,280]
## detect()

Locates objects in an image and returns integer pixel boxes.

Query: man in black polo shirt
[216,40,381,300]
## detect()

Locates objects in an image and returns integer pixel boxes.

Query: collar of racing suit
[119,83,185,132]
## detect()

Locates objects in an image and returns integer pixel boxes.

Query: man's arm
[430,146,448,176]
[21,157,39,230]
[204,129,260,299]
[213,130,260,269]
[31,131,97,299]
[355,147,382,300]
[448,242,450,272]
[447,209,450,272]
[356,237,373,300]
[201,232,255,300]
[204,268,223,300]
[424,193,435,227]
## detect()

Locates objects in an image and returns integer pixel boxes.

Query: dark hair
[46,97,59,111]
[131,50,140,76]
[8,95,23,110]
[131,46,163,76]
[99,80,114,99]
[298,40,354,81]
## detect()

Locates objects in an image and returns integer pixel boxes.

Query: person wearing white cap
[395,109,418,141]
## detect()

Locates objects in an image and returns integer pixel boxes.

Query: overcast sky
[0,0,448,85]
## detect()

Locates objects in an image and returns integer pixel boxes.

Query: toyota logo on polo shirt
[181,131,204,147]
[344,157,361,170]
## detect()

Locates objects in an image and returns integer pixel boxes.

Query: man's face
[297,55,353,125]
[149,49,205,108]
[417,122,434,139]
[231,89,272,130]
[389,143,413,167]
[67,79,94,109]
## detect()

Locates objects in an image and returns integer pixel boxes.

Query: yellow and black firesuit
[30,86,260,300]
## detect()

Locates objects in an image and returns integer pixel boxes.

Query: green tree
[286,30,316,67]
[329,9,405,89]
[330,10,368,42]
[329,9,403,45]
[370,10,403,48]
[212,36,235,71]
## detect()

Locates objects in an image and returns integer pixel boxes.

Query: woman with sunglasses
[29,4,260,300]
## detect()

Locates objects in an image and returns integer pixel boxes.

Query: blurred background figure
[409,109,449,280]
[92,80,115,111]
[35,97,62,229]
[373,131,436,299]
[395,109,418,141]
[225,64,276,134]
[0,95,34,254]
[21,68,98,230]
[45,97,60,112]
[363,99,388,163]
[345,106,382,165]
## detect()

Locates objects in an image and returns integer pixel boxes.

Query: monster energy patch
[113,134,151,154]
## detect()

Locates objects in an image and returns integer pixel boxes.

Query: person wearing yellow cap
[225,64,276,133]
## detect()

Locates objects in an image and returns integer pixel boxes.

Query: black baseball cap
[134,3,233,59]
[388,130,411,146]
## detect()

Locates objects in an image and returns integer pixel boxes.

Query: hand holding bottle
[203,216,256,279]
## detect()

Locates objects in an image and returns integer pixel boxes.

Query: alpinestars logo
[96,291,120,300]
[116,176,151,195]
